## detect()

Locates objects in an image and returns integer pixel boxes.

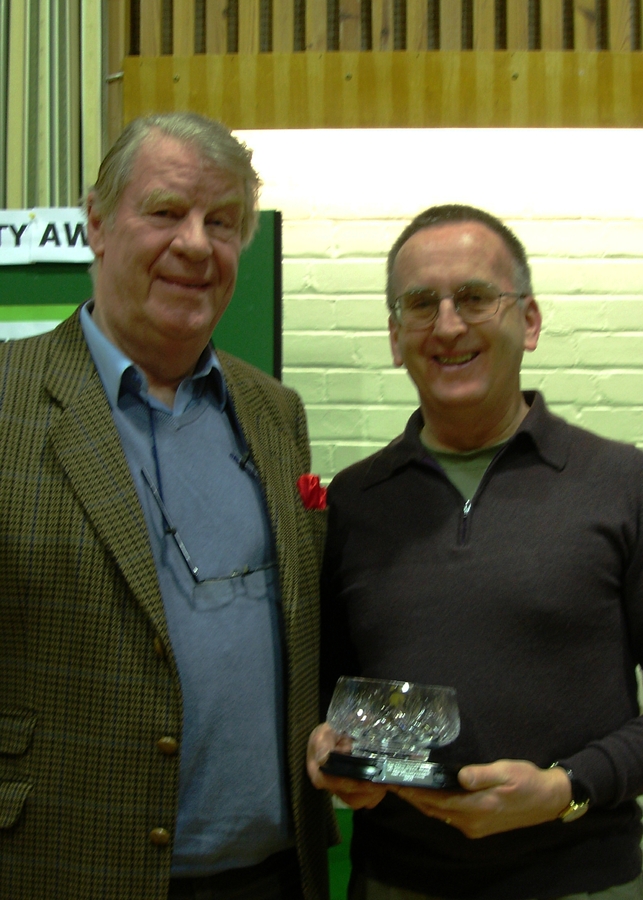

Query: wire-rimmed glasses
[392,283,527,329]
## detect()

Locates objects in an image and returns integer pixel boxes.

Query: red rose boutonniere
[297,474,327,510]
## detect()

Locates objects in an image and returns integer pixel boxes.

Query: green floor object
[328,807,353,900]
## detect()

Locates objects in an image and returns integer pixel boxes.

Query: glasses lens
[454,284,499,322]
[398,289,441,326]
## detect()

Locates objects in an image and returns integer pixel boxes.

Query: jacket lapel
[44,315,169,644]
[219,354,301,629]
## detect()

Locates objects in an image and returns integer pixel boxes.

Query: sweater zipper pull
[463,498,472,517]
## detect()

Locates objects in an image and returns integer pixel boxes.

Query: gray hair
[87,112,261,247]
[386,204,533,312]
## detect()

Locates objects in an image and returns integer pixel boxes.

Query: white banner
[0,208,93,265]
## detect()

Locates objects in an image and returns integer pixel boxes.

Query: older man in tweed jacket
[0,113,332,900]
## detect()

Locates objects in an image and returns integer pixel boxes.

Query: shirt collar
[359,391,570,490]
[80,300,227,413]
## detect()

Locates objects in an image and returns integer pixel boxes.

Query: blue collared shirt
[80,303,293,875]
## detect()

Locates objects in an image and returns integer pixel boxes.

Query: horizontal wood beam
[123,50,643,128]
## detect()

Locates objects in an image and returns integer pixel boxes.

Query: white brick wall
[236,129,643,482]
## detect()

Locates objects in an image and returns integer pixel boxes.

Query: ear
[86,192,106,258]
[388,314,404,368]
[522,296,542,353]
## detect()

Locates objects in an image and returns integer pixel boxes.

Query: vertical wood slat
[140,0,163,55]
[306,0,328,48]
[632,0,643,49]
[542,0,563,47]
[107,0,129,149]
[407,0,428,49]
[339,0,361,49]
[37,0,51,205]
[608,0,631,48]
[58,0,81,204]
[6,0,33,206]
[372,0,394,49]
[239,0,260,51]
[81,0,103,193]
[474,0,496,48]
[507,0,529,47]
[574,0,596,48]
[441,0,462,47]
[0,0,8,206]
[273,0,294,49]
[205,0,228,52]
[174,0,196,53]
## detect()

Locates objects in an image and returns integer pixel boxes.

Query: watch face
[560,799,590,822]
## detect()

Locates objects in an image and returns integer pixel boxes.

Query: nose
[172,212,211,261]
[432,297,468,340]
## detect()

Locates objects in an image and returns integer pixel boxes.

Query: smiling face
[87,132,244,379]
[389,221,541,447]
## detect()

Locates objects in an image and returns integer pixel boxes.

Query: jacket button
[153,636,165,658]
[149,827,170,846]
[157,736,179,756]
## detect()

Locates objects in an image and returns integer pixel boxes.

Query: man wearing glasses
[0,113,331,900]
[308,205,643,900]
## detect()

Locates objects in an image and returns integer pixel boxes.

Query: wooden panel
[273,0,295,50]
[440,0,462,48]
[407,0,428,49]
[123,50,643,128]
[574,0,596,49]
[140,0,163,55]
[339,0,361,49]
[372,0,394,50]
[205,0,228,52]
[473,0,496,48]
[107,0,129,148]
[608,0,631,49]
[507,0,529,47]
[306,0,327,49]
[174,0,196,54]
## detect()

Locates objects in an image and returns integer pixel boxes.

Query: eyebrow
[140,188,244,213]
[140,190,183,211]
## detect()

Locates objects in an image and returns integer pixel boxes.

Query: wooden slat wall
[128,0,643,54]
[2,0,102,208]
[107,0,129,147]
[114,0,643,131]
[1,1,641,208]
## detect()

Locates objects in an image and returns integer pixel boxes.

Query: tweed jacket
[0,311,332,900]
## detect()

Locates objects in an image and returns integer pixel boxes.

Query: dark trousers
[167,849,304,900]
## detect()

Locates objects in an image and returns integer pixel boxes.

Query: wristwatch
[550,763,591,822]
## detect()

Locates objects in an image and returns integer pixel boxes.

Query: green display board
[0,210,282,379]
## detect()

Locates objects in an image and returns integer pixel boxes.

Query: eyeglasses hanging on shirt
[141,466,276,612]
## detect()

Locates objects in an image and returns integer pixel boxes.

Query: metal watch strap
[550,763,590,822]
